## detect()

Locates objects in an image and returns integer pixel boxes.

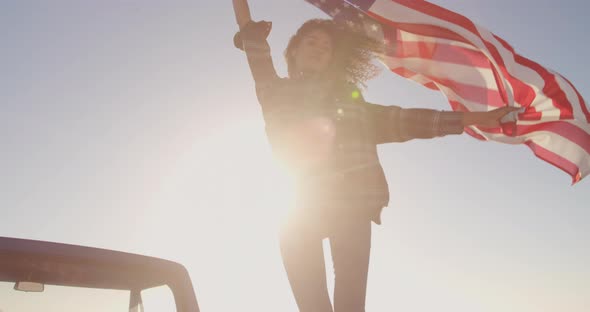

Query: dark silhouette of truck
[0,236,200,312]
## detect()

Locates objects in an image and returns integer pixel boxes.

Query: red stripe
[561,75,590,123]
[382,26,398,57]
[517,121,590,155]
[391,66,439,90]
[479,41,509,105]
[364,0,589,182]
[448,100,468,112]
[395,39,493,69]
[368,9,510,106]
[389,0,481,39]
[382,18,490,98]
[374,1,563,114]
[379,0,508,110]
[368,11,469,44]
[384,27,505,108]
[517,109,543,121]
[374,2,582,123]
[389,64,504,108]
[415,71,504,107]
[391,67,416,78]
[489,35,539,113]
[525,141,581,184]
[479,38,546,119]
[493,35,575,120]
[423,82,438,90]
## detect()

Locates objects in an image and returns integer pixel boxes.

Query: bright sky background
[1,1,589,311]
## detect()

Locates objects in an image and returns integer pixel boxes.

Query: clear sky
[1,1,588,311]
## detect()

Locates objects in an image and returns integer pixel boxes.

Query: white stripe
[528,99,563,121]
[474,24,515,106]
[384,68,444,91]
[364,0,589,180]
[436,84,499,110]
[368,0,509,96]
[476,27,566,121]
[375,2,588,127]
[397,72,436,87]
[378,0,581,122]
[368,0,488,50]
[370,0,581,118]
[399,29,566,120]
[551,70,588,122]
[381,56,499,90]
[475,127,590,179]
[398,31,479,51]
[476,29,581,121]
[440,82,551,113]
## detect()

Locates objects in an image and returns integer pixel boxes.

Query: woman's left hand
[463,106,521,128]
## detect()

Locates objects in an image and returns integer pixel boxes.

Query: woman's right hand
[462,106,521,128]
[232,0,253,29]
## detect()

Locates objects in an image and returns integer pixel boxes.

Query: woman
[233,4,517,312]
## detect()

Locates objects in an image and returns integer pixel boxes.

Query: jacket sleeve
[234,20,279,105]
[363,100,465,144]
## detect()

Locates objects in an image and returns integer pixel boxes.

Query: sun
[151,115,295,233]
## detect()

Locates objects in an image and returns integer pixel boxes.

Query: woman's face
[291,29,334,76]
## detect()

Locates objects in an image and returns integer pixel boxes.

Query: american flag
[306,0,590,184]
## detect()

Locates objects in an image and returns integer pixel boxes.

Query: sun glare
[135,114,298,309]
[148,113,296,238]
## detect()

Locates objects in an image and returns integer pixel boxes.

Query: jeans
[279,210,372,312]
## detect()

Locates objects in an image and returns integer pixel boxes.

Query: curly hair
[284,19,384,87]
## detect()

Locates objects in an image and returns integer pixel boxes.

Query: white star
[346,20,355,28]
[371,24,379,32]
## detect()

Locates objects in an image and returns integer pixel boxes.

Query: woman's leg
[329,219,372,312]
[279,218,333,312]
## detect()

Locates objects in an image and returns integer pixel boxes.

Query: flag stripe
[387,0,481,41]
[366,2,513,105]
[557,74,590,123]
[383,56,500,90]
[563,76,590,123]
[368,0,589,182]
[371,0,581,119]
[525,141,583,184]
[482,130,590,173]
[492,33,589,122]
[507,46,575,120]
[306,0,589,183]
[437,82,504,109]
[517,122,590,155]
[394,41,492,69]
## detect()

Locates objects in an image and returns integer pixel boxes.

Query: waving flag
[306,0,590,184]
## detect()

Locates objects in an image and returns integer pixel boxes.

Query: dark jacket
[236,21,464,224]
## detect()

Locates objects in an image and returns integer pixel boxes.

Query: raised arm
[232,0,252,29]
[232,0,279,98]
